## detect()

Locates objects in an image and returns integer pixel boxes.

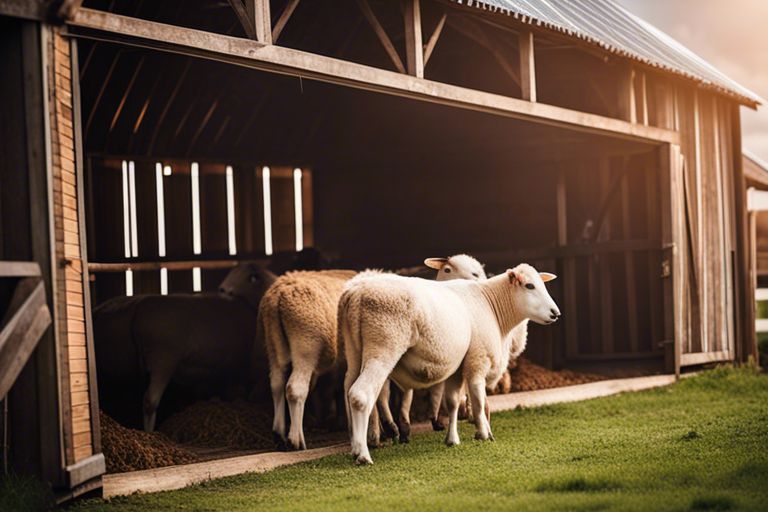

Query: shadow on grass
[689,495,735,511]
[535,477,622,493]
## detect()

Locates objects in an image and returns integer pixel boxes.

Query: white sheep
[340,263,559,464]
[261,254,485,451]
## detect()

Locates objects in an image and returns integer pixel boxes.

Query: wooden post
[660,144,685,378]
[518,30,536,102]
[246,0,272,45]
[404,0,424,78]
[557,171,578,359]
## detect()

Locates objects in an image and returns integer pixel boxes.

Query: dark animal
[93,263,277,431]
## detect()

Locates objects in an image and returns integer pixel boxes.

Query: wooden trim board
[103,373,677,499]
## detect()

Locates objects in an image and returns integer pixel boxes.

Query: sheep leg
[285,362,313,451]
[428,382,446,431]
[443,372,464,446]
[368,403,381,448]
[142,356,177,432]
[468,378,493,441]
[397,388,413,443]
[348,357,400,465]
[270,365,289,449]
[376,380,399,442]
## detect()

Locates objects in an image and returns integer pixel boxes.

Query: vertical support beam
[518,30,536,102]
[618,66,637,123]
[404,0,423,78]
[639,72,648,126]
[731,105,756,363]
[246,0,272,45]
[660,144,685,379]
[557,171,578,359]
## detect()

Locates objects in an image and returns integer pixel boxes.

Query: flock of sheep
[259,255,559,465]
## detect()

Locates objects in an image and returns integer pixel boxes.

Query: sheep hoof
[355,454,374,465]
[381,421,399,441]
[474,432,491,441]
[287,439,306,451]
[430,418,446,432]
[445,438,460,447]
[398,433,410,444]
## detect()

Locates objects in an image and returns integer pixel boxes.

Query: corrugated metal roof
[450,0,764,106]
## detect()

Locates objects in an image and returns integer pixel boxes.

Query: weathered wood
[108,55,144,132]
[66,8,680,144]
[659,144,685,378]
[271,0,300,43]
[88,258,268,273]
[618,66,636,123]
[355,0,405,74]
[404,0,424,78]
[680,350,732,366]
[227,0,256,40]
[518,30,536,102]
[597,160,613,355]
[557,172,578,359]
[65,453,105,488]
[0,278,52,399]
[71,39,102,458]
[423,13,446,67]
[0,261,41,277]
[639,71,648,125]
[56,0,84,21]
[621,171,639,353]
[244,0,272,44]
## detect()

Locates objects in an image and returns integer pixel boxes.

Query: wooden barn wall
[46,28,99,466]
[675,85,737,360]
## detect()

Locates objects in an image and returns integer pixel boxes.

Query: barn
[0,0,762,500]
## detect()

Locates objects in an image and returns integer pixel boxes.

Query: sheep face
[219,263,277,310]
[426,254,487,282]
[506,264,560,325]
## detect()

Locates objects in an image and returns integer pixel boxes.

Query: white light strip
[163,165,172,176]
[125,269,134,296]
[121,160,131,258]
[160,267,168,295]
[262,166,273,256]
[192,267,201,292]
[191,162,201,255]
[226,165,237,256]
[155,163,166,257]
[128,161,139,258]
[293,168,303,252]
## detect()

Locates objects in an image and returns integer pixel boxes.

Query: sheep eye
[525,283,535,290]
[472,273,479,278]
[250,275,259,282]
[444,268,451,273]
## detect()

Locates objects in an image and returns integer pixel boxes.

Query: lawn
[71,367,768,512]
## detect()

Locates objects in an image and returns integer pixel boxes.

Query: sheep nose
[550,308,560,320]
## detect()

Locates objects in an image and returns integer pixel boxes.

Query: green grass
[72,367,768,512]
[0,473,55,512]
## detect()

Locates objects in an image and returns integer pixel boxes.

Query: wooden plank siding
[47,28,95,465]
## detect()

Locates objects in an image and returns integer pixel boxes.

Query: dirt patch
[507,357,605,392]
[158,398,344,451]
[100,411,198,473]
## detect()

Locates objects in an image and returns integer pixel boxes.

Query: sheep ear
[539,272,557,282]
[424,257,448,270]
[506,268,521,284]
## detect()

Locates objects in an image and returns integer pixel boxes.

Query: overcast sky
[615,0,768,162]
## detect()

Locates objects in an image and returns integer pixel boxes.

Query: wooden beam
[355,0,405,74]
[0,261,41,277]
[518,30,536,102]
[618,66,637,123]
[227,0,256,40]
[57,0,84,21]
[88,258,268,273]
[404,0,424,78]
[65,8,680,144]
[108,55,145,133]
[245,0,272,44]
[423,13,446,67]
[0,278,52,399]
[680,350,732,366]
[272,0,300,43]
[639,71,648,125]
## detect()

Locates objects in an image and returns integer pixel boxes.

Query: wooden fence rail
[0,262,52,399]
